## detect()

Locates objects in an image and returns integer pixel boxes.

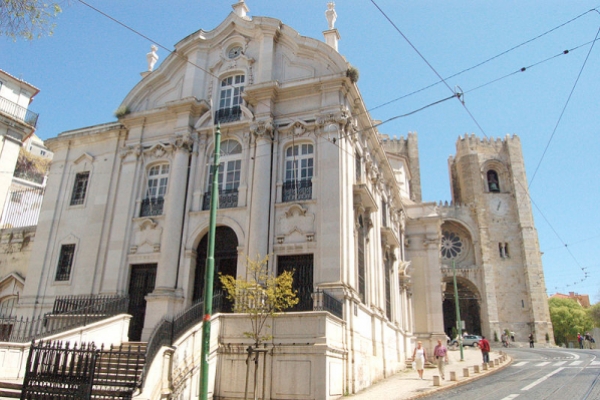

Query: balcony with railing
[202,189,239,210]
[140,197,164,217]
[0,96,39,128]
[283,179,312,202]
[215,106,242,124]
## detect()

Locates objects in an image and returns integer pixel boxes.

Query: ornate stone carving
[250,119,274,140]
[131,218,162,254]
[277,204,316,244]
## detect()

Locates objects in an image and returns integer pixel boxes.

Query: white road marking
[535,362,550,367]
[513,361,528,366]
[590,361,600,366]
[501,395,520,399]
[521,368,564,391]
[570,361,583,366]
[553,361,567,366]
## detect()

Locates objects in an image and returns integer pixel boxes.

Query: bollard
[463,368,470,377]
[482,363,488,370]
[494,359,499,366]
[450,371,457,381]
[433,375,441,386]
[474,365,480,373]
[488,362,494,369]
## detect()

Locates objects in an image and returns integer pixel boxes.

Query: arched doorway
[193,226,238,311]
[442,278,481,337]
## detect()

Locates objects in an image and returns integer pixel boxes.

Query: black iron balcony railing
[140,197,164,217]
[0,96,39,128]
[283,179,312,202]
[215,106,242,124]
[202,189,239,210]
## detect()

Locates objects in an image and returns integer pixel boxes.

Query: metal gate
[21,340,98,399]
[277,254,314,311]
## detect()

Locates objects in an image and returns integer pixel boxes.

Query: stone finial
[326,2,337,29]
[146,45,159,72]
[232,0,249,18]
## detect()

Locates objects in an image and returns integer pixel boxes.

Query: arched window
[203,140,242,210]
[283,143,313,202]
[487,170,500,192]
[0,296,17,318]
[216,74,245,123]
[141,163,169,216]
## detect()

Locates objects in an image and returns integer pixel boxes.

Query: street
[423,347,600,400]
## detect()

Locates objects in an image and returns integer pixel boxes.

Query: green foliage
[114,105,131,118]
[219,254,299,346]
[346,66,359,83]
[587,303,600,327]
[493,331,498,342]
[1,0,64,41]
[548,297,593,346]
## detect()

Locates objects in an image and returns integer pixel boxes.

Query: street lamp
[452,260,464,361]
[199,124,222,400]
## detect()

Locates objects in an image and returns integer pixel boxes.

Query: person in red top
[433,339,449,379]
[479,335,491,363]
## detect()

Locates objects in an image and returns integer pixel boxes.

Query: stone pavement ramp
[348,347,512,400]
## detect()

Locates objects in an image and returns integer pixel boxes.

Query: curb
[406,354,513,399]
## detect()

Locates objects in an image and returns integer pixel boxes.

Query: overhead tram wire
[368,7,600,113]
[528,23,600,188]
[369,0,490,138]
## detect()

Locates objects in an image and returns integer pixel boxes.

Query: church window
[357,215,366,302]
[283,143,313,202]
[203,140,242,210]
[441,231,463,259]
[70,171,90,206]
[487,170,500,192]
[216,74,245,123]
[384,252,392,320]
[141,164,169,217]
[499,242,509,258]
[55,244,76,281]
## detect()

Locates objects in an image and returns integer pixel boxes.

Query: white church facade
[3,2,553,398]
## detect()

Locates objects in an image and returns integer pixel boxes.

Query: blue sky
[3,1,599,301]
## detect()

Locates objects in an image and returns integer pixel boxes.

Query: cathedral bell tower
[447,134,553,344]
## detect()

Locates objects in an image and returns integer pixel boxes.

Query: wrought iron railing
[0,296,129,343]
[52,294,128,315]
[0,96,39,127]
[313,289,343,319]
[140,197,164,217]
[215,105,242,124]
[282,179,312,202]
[202,189,239,210]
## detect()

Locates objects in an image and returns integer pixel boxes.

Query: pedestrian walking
[412,341,427,380]
[529,333,534,348]
[433,339,449,380]
[510,331,515,342]
[578,333,583,349]
[479,335,491,363]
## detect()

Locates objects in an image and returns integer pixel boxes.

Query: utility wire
[368,8,599,113]
[528,24,600,187]
[369,0,489,138]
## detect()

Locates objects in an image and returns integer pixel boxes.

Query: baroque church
[1,2,552,398]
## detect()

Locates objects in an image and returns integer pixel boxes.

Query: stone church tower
[439,134,553,343]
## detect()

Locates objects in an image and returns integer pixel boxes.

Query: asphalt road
[423,347,600,400]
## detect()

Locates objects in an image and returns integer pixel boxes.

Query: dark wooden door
[127,264,156,341]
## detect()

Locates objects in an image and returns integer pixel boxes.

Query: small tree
[549,297,593,346]
[219,254,299,346]
[1,0,66,41]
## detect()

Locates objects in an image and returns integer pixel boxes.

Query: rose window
[441,231,463,259]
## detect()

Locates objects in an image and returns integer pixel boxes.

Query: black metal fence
[202,189,239,210]
[313,290,344,319]
[21,340,98,399]
[282,179,312,202]
[0,295,129,343]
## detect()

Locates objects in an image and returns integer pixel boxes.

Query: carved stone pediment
[131,218,162,254]
[277,204,315,244]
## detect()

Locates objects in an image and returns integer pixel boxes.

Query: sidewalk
[348,346,512,399]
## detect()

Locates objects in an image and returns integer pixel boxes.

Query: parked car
[450,335,482,347]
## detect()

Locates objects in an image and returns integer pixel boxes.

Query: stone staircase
[0,342,147,399]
